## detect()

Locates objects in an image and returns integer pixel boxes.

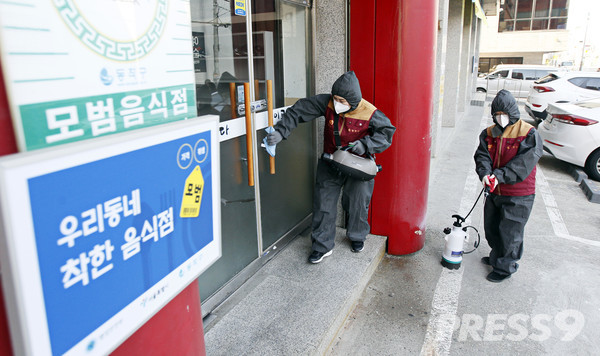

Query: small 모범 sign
[180,165,205,218]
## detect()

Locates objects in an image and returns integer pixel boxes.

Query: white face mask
[334,100,351,114]
[495,114,510,128]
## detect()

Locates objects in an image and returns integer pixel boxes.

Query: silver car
[476,65,559,98]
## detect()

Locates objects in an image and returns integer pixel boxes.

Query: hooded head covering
[491,89,520,126]
[331,71,362,111]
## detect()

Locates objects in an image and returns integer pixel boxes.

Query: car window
[568,77,589,88]
[535,70,552,79]
[536,73,558,84]
[584,78,600,91]
[489,70,509,79]
[512,69,536,80]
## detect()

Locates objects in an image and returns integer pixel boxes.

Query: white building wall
[479,0,568,64]
[479,0,600,70]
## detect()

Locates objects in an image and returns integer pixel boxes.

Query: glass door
[251,1,314,250]
[191,0,259,302]
[190,0,314,305]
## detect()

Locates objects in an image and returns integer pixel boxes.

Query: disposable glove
[482,174,497,192]
[266,130,283,146]
[349,140,366,155]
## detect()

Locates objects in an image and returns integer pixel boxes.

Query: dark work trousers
[483,193,535,276]
[311,159,375,253]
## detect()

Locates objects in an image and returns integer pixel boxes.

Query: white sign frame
[0,116,221,356]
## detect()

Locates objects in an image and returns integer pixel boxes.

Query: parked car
[476,65,559,98]
[525,71,600,122]
[538,97,600,181]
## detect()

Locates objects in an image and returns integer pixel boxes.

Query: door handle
[229,83,237,119]
[229,82,243,185]
[244,82,254,186]
[267,80,275,174]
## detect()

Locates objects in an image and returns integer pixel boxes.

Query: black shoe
[486,271,511,283]
[351,241,364,253]
[308,250,332,264]
[481,257,490,266]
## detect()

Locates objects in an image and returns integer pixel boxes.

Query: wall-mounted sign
[0,0,197,151]
[0,117,221,356]
[235,0,247,16]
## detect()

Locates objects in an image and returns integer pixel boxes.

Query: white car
[476,65,558,98]
[525,71,600,122]
[538,98,600,181]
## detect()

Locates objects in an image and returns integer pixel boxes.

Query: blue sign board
[0,117,221,355]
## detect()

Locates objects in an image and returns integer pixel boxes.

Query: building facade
[480,0,600,73]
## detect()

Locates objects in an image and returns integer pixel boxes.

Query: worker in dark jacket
[474,89,543,282]
[267,71,395,263]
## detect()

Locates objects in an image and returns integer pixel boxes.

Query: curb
[565,164,599,203]
[567,164,588,183]
[580,178,600,203]
[317,238,387,355]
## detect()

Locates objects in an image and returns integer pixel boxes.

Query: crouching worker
[266,71,395,264]
[474,89,543,282]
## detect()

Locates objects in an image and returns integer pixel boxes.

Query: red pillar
[0,59,18,156]
[351,0,438,255]
[0,57,17,356]
[112,281,206,356]
[0,59,206,355]
[0,288,12,356]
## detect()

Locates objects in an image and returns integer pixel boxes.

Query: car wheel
[476,88,486,93]
[585,149,600,181]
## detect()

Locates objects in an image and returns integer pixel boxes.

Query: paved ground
[328,98,600,355]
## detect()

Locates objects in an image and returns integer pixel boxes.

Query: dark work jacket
[474,89,543,196]
[273,71,395,155]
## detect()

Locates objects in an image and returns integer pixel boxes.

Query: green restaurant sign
[0,0,197,151]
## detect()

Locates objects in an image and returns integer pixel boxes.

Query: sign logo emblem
[53,0,168,61]
[99,68,113,86]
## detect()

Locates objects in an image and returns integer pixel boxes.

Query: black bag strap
[333,114,342,149]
